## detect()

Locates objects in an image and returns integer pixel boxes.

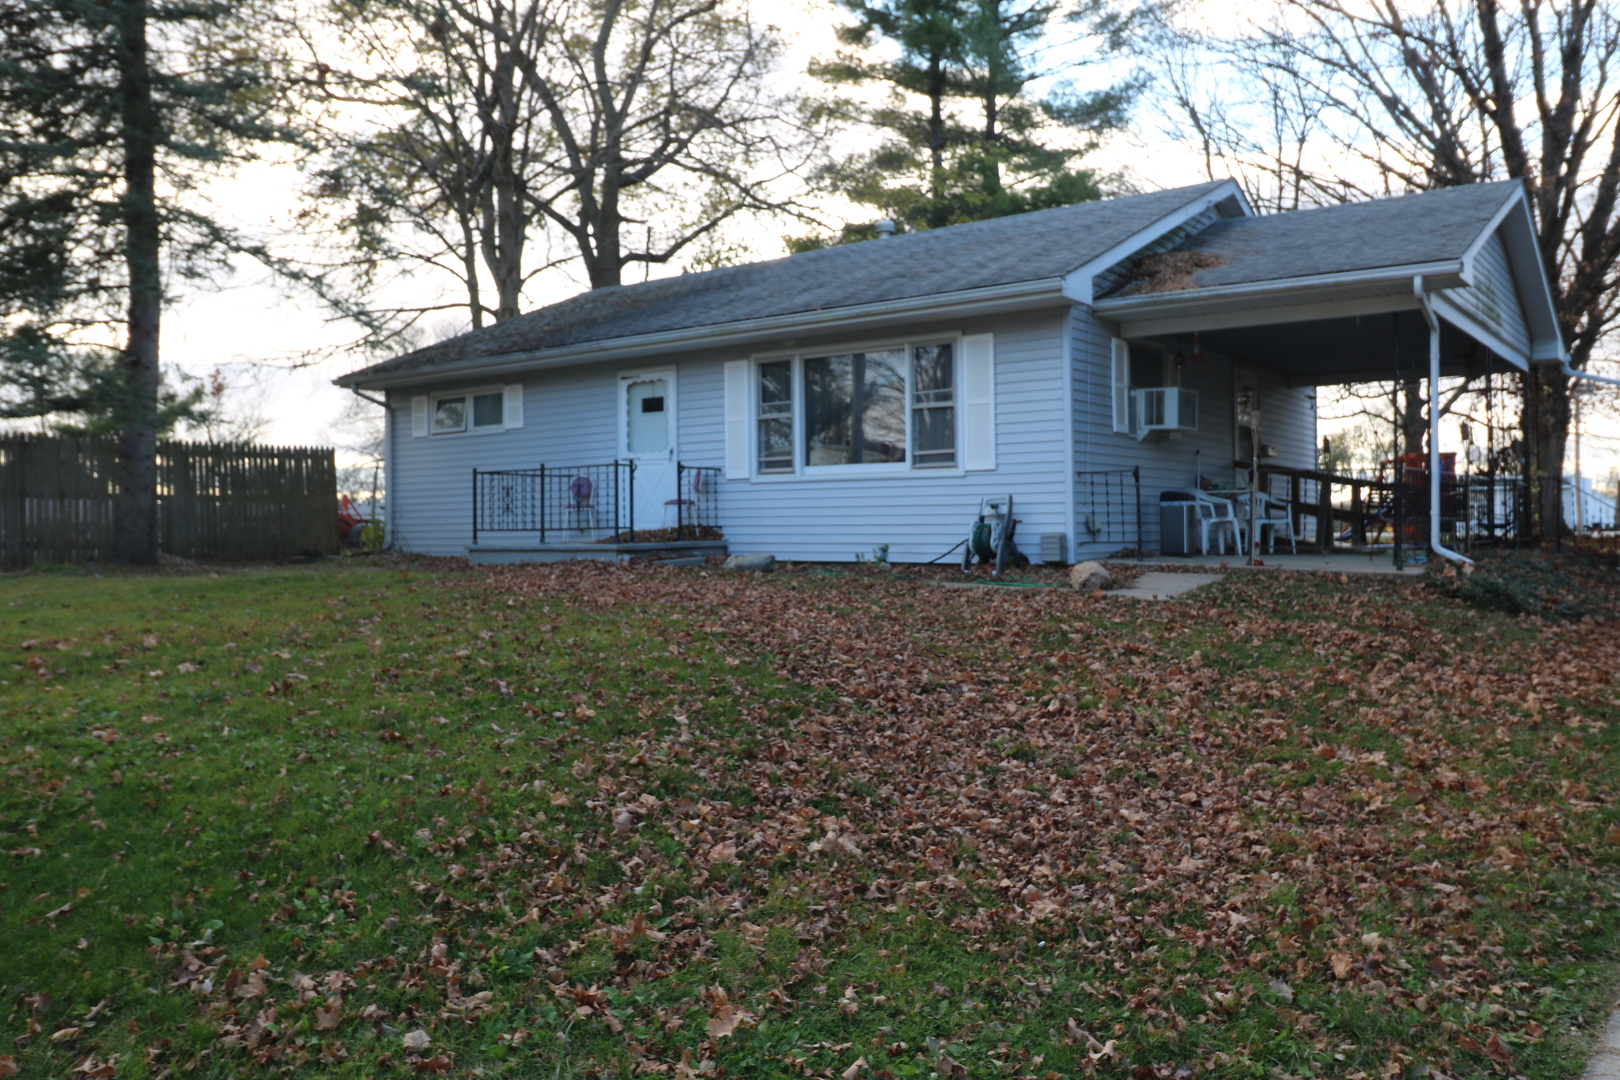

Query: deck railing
[1252,462,1539,562]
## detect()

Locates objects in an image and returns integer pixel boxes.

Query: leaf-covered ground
[4,558,1620,1080]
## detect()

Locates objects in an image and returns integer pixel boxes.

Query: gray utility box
[1160,492,1200,555]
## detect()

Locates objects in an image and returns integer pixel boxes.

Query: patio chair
[662,468,707,531]
[567,475,597,533]
[1191,491,1238,555]
[1255,493,1297,554]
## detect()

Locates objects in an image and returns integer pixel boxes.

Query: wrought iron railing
[472,462,634,544]
[1076,467,1144,558]
[671,463,721,541]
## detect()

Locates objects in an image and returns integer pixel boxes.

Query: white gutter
[1414,275,1473,566]
[335,277,1069,390]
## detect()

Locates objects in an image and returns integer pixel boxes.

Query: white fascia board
[1113,291,1426,339]
[1495,194,1564,349]
[1427,290,1530,371]
[1457,186,1524,274]
[336,278,1069,390]
[1060,179,1250,305]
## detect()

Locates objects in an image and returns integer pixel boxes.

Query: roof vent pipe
[874,220,896,238]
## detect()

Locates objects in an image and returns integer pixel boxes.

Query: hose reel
[962,495,1026,576]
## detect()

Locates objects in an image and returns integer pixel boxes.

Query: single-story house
[335,177,1563,564]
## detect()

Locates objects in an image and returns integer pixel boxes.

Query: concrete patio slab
[1113,572,1223,600]
[1584,1007,1620,1079]
[1134,552,1424,577]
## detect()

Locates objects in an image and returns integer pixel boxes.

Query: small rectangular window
[640,396,665,413]
[471,391,504,429]
[911,343,955,466]
[757,360,793,473]
[433,396,467,433]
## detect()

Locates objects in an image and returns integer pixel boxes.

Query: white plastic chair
[1192,492,1238,555]
[1255,493,1297,553]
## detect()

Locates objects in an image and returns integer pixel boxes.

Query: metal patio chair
[567,475,598,533]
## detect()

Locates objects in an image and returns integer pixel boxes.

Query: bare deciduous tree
[302,0,556,333]
[304,0,824,342]
[1149,0,1620,539]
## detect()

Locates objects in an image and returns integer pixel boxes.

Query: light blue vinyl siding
[386,302,1318,562]
[1070,305,1316,560]
[682,311,1073,564]
[1449,230,1531,357]
[388,309,1074,563]
[386,366,617,555]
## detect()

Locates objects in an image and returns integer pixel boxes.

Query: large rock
[724,553,776,572]
[1068,560,1111,591]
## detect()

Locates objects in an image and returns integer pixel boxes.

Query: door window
[626,378,670,455]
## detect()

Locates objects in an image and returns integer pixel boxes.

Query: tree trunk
[114,0,161,565]
[927,55,946,192]
[1524,363,1571,544]
[485,21,525,320]
[585,173,623,288]
[460,206,484,329]
[1399,378,1425,458]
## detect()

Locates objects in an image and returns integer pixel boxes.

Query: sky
[154,0,1620,491]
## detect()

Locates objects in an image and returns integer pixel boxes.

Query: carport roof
[1099,181,1523,296]
[1093,179,1563,374]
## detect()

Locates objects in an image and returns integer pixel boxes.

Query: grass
[1,558,1619,1079]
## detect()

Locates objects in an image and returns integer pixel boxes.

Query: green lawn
[3,558,1620,1079]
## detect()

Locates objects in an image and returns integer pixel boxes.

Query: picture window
[755,341,956,473]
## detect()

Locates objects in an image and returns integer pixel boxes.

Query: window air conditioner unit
[1131,387,1198,440]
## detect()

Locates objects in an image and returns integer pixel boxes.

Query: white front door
[620,370,676,532]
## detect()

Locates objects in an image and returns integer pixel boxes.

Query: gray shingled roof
[339,181,1229,384]
[1102,180,1522,297]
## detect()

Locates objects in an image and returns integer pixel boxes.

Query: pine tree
[803,0,1140,240]
[0,0,298,561]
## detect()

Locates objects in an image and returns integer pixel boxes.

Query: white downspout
[1414,276,1473,565]
[1562,359,1620,387]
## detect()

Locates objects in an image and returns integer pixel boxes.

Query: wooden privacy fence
[0,436,338,567]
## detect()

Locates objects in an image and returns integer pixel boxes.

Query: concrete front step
[468,540,727,565]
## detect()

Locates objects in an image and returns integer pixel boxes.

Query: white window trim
[429,385,515,437]
[745,335,965,481]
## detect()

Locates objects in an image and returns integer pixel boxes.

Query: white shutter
[502,383,524,428]
[411,395,429,438]
[960,333,996,471]
[1110,339,1131,434]
[723,360,750,479]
